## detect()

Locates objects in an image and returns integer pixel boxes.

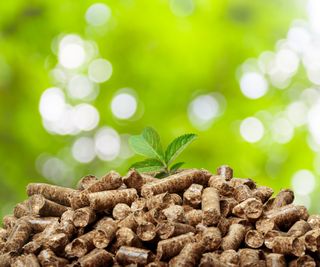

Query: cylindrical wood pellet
[169,242,204,267]
[73,207,96,228]
[255,218,277,234]
[11,254,40,267]
[264,230,288,249]
[200,227,222,251]
[93,218,118,249]
[141,169,210,197]
[220,197,237,217]
[76,175,98,191]
[271,189,294,209]
[229,178,256,189]
[265,253,286,267]
[27,183,77,207]
[156,233,196,260]
[233,185,253,203]
[5,219,32,253]
[86,171,122,193]
[122,169,146,194]
[29,194,68,217]
[288,255,316,267]
[216,165,233,181]
[88,188,138,211]
[217,216,231,236]
[220,249,239,267]
[239,248,260,267]
[265,204,308,229]
[113,227,142,250]
[115,246,152,266]
[24,216,59,233]
[199,252,225,267]
[183,184,203,208]
[185,209,203,226]
[38,249,69,266]
[162,205,185,223]
[221,223,246,251]
[208,175,234,197]
[307,214,320,229]
[136,222,156,241]
[2,215,17,231]
[14,201,31,218]
[145,193,172,210]
[252,186,273,203]
[68,191,90,210]
[287,220,311,237]
[157,222,196,239]
[272,236,305,257]
[112,203,131,220]
[78,248,113,267]
[118,213,138,231]
[245,230,264,248]
[201,187,220,226]
[232,197,263,220]
[65,230,97,257]
[303,229,320,252]
[131,198,147,212]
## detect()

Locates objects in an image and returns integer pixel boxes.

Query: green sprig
[129,127,197,177]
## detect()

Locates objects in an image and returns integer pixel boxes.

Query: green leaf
[130,158,165,173]
[141,127,164,161]
[165,134,197,164]
[129,127,165,162]
[170,162,185,173]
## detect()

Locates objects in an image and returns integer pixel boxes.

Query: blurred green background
[1,0,319,218]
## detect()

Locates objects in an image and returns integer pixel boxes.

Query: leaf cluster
[129,127,197,177]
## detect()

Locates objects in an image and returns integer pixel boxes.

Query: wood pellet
[1,166,320,266]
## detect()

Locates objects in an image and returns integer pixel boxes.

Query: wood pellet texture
[1,166,320,266]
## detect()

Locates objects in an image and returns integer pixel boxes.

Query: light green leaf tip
[165,133,197,164]
[129,127,165,163]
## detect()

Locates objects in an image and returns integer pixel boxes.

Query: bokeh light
[240,72,268,99]
[188,93,225,129]
[271,117,294,144]
[294,194,311,210]
[39,87,65,122]
[286,101,308,127]
[58,35,86,69]
[41,157,71,185]
[85,3,111,26]
[73,104,100,132]
[291,169,316,195]
[111,91,137,120]
[67,75,96,100]
[240,117,264,143]
[72,137,96,163]
[275,49,299,75]
[88,59,112,83]
[119,134,134,159]
[307,0,320,34]
[287,25,311,53]
[95,127,121,161]
[50,68,68,85]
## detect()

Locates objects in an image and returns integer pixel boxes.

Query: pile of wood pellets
[0,166,320,266]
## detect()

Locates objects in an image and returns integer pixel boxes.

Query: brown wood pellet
[1,166,320,266]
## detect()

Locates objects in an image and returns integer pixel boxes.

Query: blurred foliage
[1,0,316,219]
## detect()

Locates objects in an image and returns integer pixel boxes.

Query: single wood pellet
[1,166,320,266]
